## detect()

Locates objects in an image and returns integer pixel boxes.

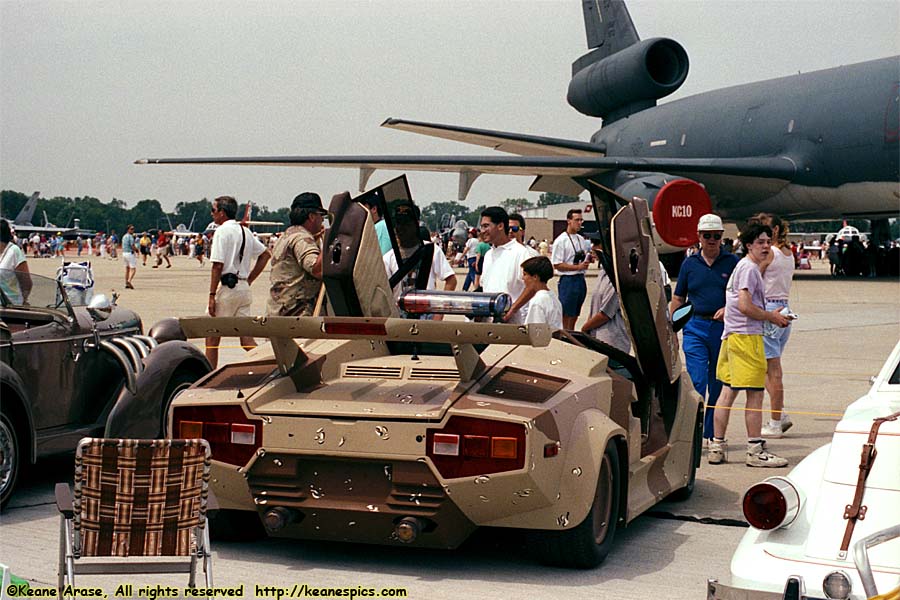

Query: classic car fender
[104,340,210,439]
[0,361,37,463]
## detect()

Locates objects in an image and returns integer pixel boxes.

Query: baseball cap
[291,192,326,213]
[391,199,420,222]
[697,213,724,231]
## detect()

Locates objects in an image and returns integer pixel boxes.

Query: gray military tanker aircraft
[137,0,899,252]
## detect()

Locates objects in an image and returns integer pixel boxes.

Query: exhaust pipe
[263,507,302,532]
[394,516,425,543]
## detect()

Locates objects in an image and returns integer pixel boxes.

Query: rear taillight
[172,405,263,466]
[324,320,387,336]
[426,416,526,478]
[743,477,801,530]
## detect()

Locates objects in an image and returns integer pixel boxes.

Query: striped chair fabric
[72,438,210,558]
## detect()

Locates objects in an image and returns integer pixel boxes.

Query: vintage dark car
[0,269,211,508]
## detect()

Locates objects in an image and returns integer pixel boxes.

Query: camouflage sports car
[0,270,211,508]
[165,178,702,568]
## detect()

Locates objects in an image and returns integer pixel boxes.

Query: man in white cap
[669,213,738,443]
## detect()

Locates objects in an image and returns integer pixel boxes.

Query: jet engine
[612,172,711,254]
[567,38,688,121]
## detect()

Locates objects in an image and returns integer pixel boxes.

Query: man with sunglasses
[508,213,539,258]
[669,213,739,441]
[267,192,327,318]
[206,195,271,369]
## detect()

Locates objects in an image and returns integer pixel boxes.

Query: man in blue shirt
[669,214,739,440]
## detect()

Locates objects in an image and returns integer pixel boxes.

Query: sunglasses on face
[701,233,722,240]
[510,225,520,233]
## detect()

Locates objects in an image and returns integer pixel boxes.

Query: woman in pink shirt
[751,214,795,439]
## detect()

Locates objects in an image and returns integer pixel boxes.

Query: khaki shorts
[211,281,252,318]
[716,333,766,390]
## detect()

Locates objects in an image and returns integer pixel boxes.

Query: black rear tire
[0,410,23,510]
[533,440,621,568]
[208,509,266,542]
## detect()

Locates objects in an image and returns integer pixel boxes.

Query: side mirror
[87,294,113,321]
[671,303,694,333]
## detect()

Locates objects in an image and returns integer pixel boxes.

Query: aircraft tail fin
[13,192,40,225]
[240,202,252,226]
[573,0,640,75]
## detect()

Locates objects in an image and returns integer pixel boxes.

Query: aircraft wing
[380,118,603,157]
[10,224,76,236]
[136,153,797,200]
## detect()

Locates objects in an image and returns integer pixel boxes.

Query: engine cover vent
[479,367,569,403]
[409,368,459,381]
[343,365,403,379]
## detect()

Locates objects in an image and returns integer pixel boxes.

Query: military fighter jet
[8,192,95,239]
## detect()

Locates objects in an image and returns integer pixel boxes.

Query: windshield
[0,268,75,310]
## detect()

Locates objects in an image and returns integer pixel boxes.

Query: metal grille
[343,365,403,379]
[408,367,459,381]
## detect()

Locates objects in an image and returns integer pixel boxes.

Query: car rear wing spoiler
[179,316,552,384]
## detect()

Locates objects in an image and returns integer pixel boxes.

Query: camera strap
[567,233,581,260]
[235,225,247,276]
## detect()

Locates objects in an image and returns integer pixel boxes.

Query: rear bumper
[707,577,827,600]
[246,453,476,548]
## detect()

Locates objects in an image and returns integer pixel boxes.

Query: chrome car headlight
[822,570,852,599]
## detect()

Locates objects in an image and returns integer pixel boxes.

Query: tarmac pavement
[1,252,897,598]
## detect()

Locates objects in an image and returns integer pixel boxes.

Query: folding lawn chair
[56,438,214,596]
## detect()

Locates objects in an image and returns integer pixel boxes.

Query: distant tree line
[6,189,893,239]
[421,192,581,232]
[0,190,289,235]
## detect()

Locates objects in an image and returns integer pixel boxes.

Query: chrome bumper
[707,577,826,600]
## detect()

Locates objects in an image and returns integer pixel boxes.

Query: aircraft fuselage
[591,56,900,220]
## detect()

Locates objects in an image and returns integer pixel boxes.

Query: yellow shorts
[716,334,766,390]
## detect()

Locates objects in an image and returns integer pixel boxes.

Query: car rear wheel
[533,440,620,568]
[208,509,266,542]
[0,411,22,510]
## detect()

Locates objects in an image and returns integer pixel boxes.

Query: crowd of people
[682,231,900,278]
[0,198,875,467]
[193,196,634,369]
[672,212,799,469]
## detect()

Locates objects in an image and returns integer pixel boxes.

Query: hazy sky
[2,0,898,215]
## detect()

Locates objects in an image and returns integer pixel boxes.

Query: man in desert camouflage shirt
[267,192,327,316]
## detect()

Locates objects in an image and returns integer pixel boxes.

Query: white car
[708,341,900,600]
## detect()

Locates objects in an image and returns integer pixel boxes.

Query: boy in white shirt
[520,256,563,330]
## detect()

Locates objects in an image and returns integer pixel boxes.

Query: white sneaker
[708,439,727,464]
[761,420,783,438]
[780,414,793,433]
[746,441,788,468]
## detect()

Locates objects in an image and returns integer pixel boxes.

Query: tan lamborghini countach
[165,177,701,568]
